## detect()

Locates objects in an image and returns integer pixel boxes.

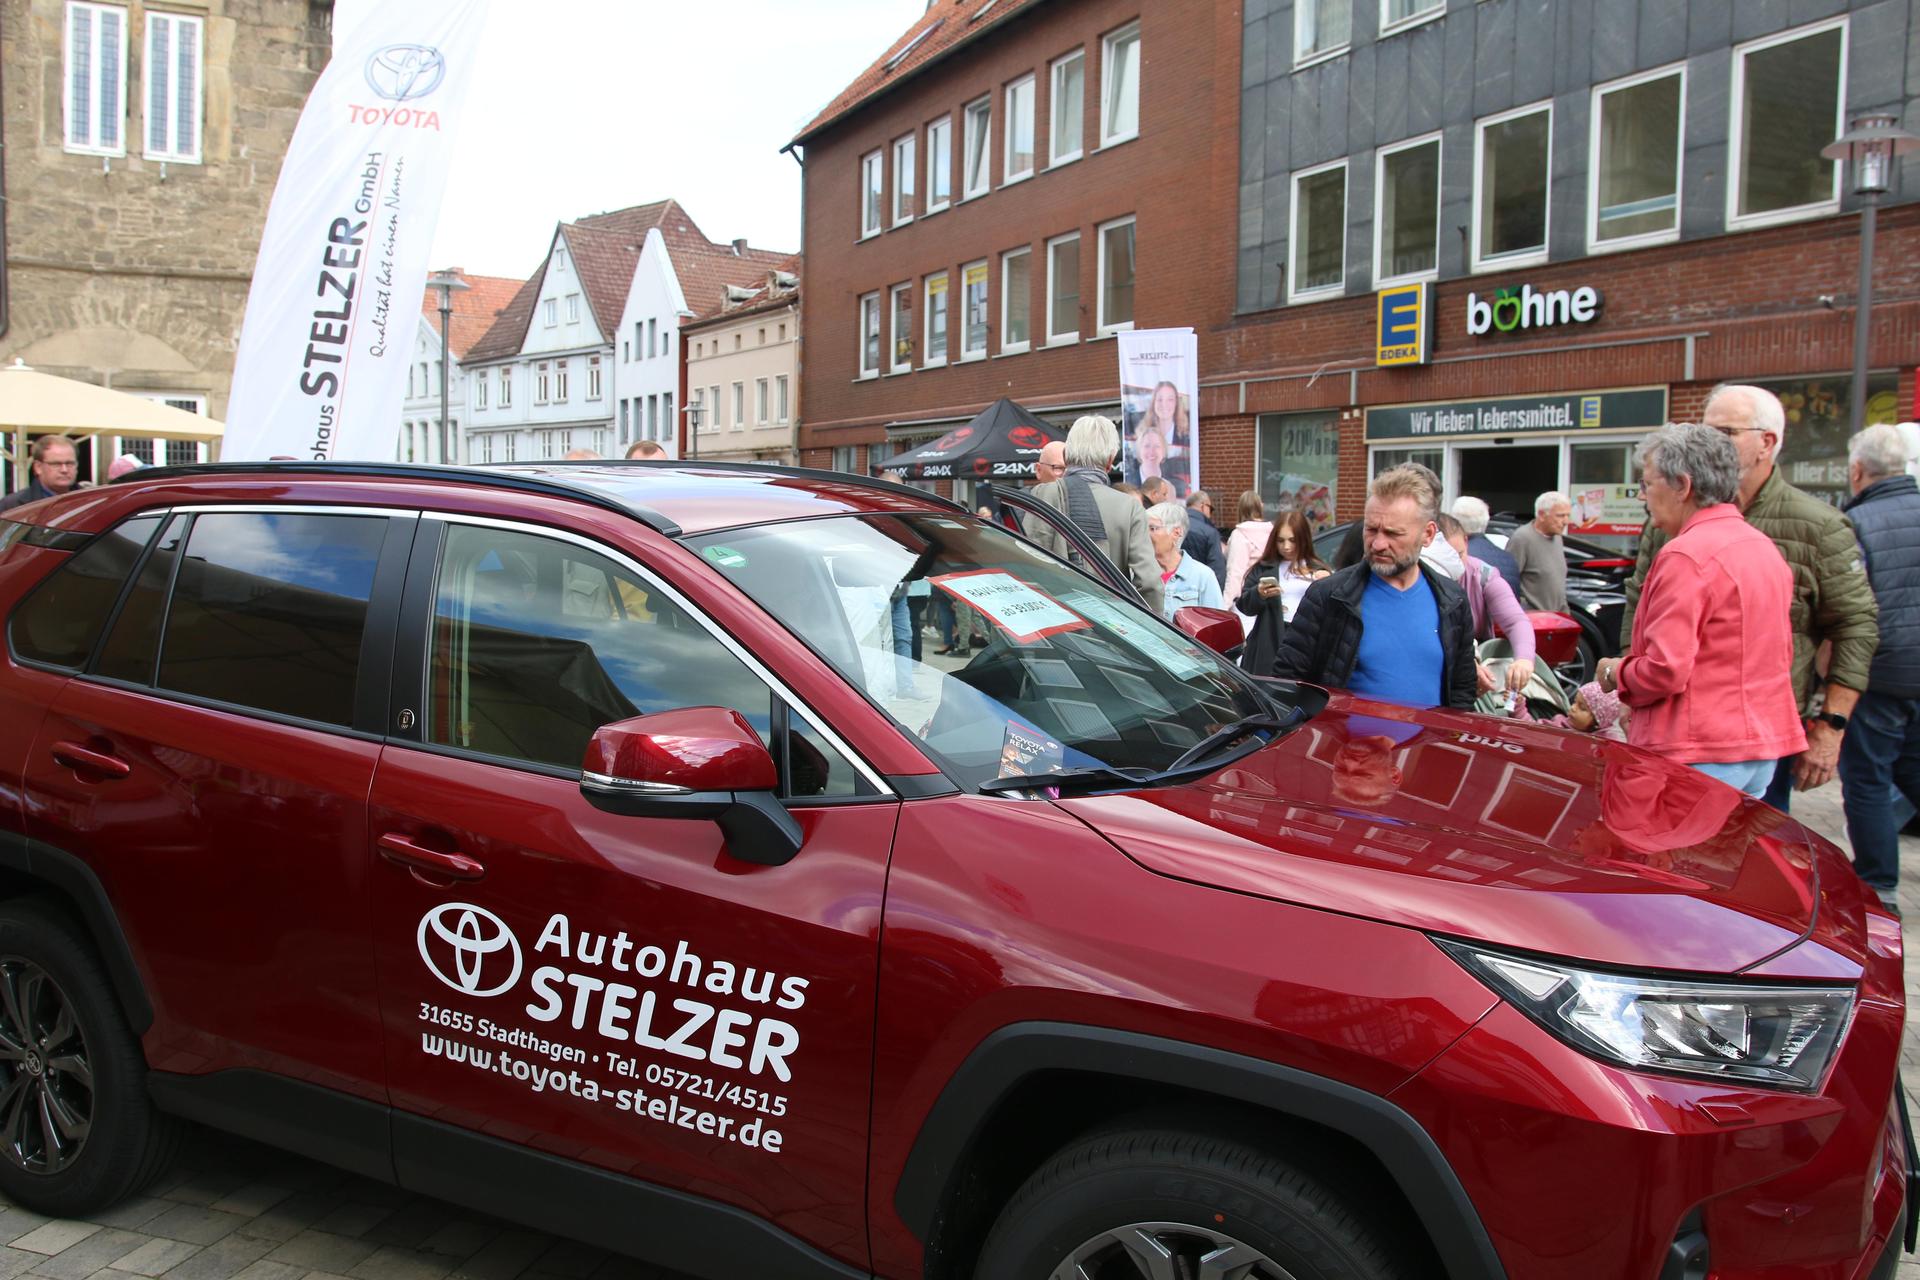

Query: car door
[20,506,411,1132]
[368,514,898,1275]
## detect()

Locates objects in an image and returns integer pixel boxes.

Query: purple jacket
[1460,556,1535,662]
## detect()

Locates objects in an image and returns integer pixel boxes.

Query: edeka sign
[1365,387,1668,442]
[1466,284,1601,336]
[1375,283,1432,366]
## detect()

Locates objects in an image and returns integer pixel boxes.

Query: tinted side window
[158,512,386,726]
[428,525,774,770]
[9,516,161,669]
[95,514,188,684]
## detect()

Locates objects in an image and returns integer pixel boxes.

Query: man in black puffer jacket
[1274,465,1477,710]
[1837,424,1920,909]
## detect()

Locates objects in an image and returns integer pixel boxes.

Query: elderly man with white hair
[1836,423,1920,908]
[1028,415,1164,615]
[1449,494,1522,596]
[1622,384,1879,813]
[1503,490,1572,613]
[1146,501,1223,619]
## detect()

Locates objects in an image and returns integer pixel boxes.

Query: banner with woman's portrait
[1117,329,1199,500]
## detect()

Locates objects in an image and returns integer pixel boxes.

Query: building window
[1375,133,1440,282]
[663,393,673,439]
[586,355,602,400]
[859,292,881,378]
[731,382,745,430]
[1100,21,1140,147]
[619,399,630,439]
[924,274,950,366]
[1590,66,1684,249]
[1097,217,1135,333]
[709,385,722,430]
[1381,0,1443,35]
[647,318,658,357]
[1296,0,1350,64]
[1729,19,1845,229]
[564,294,580,323]
[1001,247,1031,353]
[891,134,916,224]
[1050,50,1085,166]
[475,370,488,409]
[832,446,858,474]
[648,395,660,439]
[634,320,643,355]
[927,115,953,211]
[861,150,884,237]
[1291,162,1347,302]
[543,298,557,327]
[65,2,127,155]
[1473,102,1552,270]
[534,362,550,405]
[1046,232,1080,344]
[961,261,990,360]
[553,247,567,273]
[963,97,992,199]
[756,378,769,424]
[776,375,790,423]
[554,358,570,402]
[890,283,914,373]
[1005,75,1036,181]
[778,323,787,341]
[144,10,202,162]
[498,367,512,408]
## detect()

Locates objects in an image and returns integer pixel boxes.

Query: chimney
[731,237,748,256]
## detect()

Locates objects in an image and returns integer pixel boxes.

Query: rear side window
[9,516,162,669]
[157,512,387,727]
[94,515,188,684]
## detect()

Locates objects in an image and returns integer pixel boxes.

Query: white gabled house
[398,269,520,464]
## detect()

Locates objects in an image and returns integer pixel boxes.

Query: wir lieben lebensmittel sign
[1365,387,1668,442]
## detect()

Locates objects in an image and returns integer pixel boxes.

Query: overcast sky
[427,0,928,280]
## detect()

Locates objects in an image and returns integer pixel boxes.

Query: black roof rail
[530,456,971,514]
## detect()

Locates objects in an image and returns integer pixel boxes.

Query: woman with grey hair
[1145,500,1222,619]
[1594,423,1804,795]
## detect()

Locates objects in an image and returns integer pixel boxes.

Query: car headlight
[1437,939,1854,1092]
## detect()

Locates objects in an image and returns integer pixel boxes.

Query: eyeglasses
[1710,426,1766,438]
[40,460,78,469]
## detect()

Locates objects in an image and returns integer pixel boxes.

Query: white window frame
[1095,215,1137,335]
[565,294,580,324]
[892,133,916,225]
[1294,0,1351,69]
[962,96,992,199]
[498,367,512,408]
[534,361,551,405]
[1099,21,1140,149]
[1289,159,1348,303]
[1049,49,1085,167]
[143,9,203,163]
[731,382,745,430]
[709,385,722,430]
[586,354,603,401]
[926,115,953,213]
[889,282,914,374]
[543,298,557,327]
[1373,131,1442,286]
[858,291,881,379]
[756,377,770,425]
[1000,247,1032,355]
[1045,232,1081,345]
[64,1,127,156]
[860,149,884,238]
[1471,100,1554,273]
[923,273,950,368]
[554,358,569,402]
[1379,0,1444,39]
[960,259,990,361]
[1726,17,1848,233]
[776,376,790,423]
[474,368,488,410]
[1587,63,1686,253]
[1004,74,1036,184]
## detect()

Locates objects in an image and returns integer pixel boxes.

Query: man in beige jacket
[1025,415,1164,616]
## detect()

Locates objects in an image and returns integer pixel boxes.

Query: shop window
[1290,161,1347,302]
[1005,74,1035,181]
[1591,67,1683,249]
[1047,233,1080,343]
[1097,217,1135,333]
[1474,103,1551,270]
[961,260,990,360]
[1730,20,1845,228]
[892,134,916,224]
[926,116,953,211]
[861,150,884,237]
[1376,135,1440,282]
[963,96,992,198]
[924,273,949,366]
[858,293,881,378]
[1371,447,1443,479]
[1757,373,1898,510]
[1297,0,1350,65]
[1257,413,1339,529]
[1050,50,1084,165]
[1001,247,1031,353]
[890,283,914,373]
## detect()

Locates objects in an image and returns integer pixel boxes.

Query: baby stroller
[1473,637,1576,722]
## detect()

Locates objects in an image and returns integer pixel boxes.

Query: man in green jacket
[1620,385,1878,812]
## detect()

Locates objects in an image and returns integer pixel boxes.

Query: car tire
[1556,631,1599,691]
[974,1125,1415,1280]
[0,902,176,1217]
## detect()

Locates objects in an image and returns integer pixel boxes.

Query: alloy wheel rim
[1048,1221,1300,1280]
[0,958,93,1174]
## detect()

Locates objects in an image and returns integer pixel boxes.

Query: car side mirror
[1173,605,1244,658]
[580,708,802,866]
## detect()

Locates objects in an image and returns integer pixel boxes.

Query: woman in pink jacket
[1595,423,1804,796]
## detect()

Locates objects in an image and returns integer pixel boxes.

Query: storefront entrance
[1456,444,1558,522]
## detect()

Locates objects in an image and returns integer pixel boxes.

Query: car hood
[1058,694,1836,974]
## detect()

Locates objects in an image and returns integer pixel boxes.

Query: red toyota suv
[0,461,1909,1280]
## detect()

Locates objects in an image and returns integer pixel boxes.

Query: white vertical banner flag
[223,0,491,460]
[1117,328,1200,501]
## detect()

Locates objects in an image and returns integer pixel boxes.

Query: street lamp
[1821,114,1920,432]
[424,269,470,464]
[683,398,703,460]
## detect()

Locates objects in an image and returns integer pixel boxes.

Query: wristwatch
[1810,711,1849,732]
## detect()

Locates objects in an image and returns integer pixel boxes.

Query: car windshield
[687,514,1308,790]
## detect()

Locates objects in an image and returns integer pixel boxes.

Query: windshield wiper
[978,764,1154,795]
[1159,711,1293,776]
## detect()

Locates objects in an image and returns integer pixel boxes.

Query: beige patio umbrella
[0,359,224,488]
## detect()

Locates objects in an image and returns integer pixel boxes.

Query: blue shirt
[1160,553,1223,619]
[1349,572,1443,708]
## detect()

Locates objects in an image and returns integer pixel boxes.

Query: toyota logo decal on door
[365,45,448,102]
[418,903,522,997]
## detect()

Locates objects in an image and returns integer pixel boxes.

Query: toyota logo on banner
[365,45,448,101]
[418,903,522,997]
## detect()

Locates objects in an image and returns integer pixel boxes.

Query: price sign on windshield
[931,570,1090,642]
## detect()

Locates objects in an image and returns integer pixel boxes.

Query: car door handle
[49,741,131,779]
[376,834,485,881]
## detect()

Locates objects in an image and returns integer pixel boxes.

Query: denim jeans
[1760,754,1796,813]
[1837,690,1920,892]
[1690,758,1777,798]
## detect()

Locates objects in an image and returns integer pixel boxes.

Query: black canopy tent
[874,397,1065,482]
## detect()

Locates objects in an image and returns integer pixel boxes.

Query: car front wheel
[975,1125,1416,1280]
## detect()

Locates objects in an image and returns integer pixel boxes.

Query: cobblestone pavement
[0,781,1914,1280]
